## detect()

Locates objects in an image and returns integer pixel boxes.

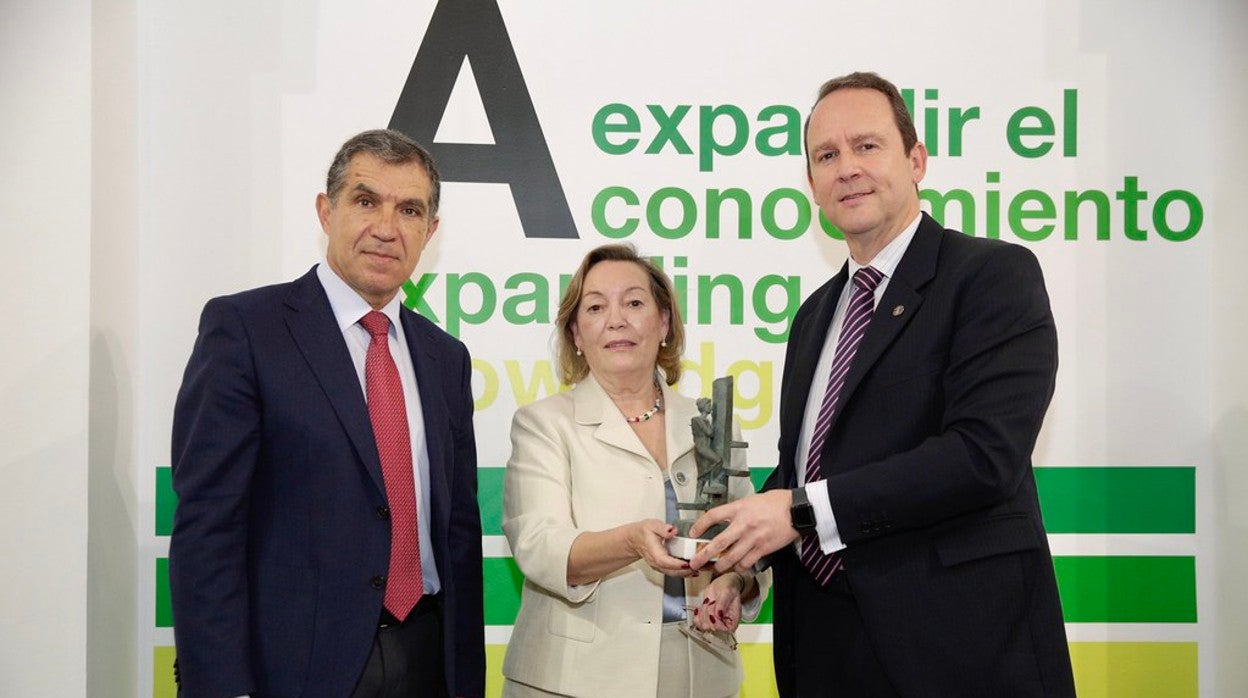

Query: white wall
[0,1,92,694]
[1210,0,1248,693]
[88,0,140,694]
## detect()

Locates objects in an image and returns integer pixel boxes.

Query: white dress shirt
[317,262,441,593]
[796,213,921,553]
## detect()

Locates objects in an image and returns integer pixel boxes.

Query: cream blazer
[501,374,770,698]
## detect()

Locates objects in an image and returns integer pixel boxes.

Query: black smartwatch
[789,486,817,532]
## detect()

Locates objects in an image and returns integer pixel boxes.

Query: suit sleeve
[502,404,601,603]
[827,244,1058,542]
[169,298,259,697]
[448,343,486,698]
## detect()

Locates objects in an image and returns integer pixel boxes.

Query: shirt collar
[316,261,404,333]
[846,212,922,281]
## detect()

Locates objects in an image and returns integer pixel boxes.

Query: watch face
[792,504,816,530]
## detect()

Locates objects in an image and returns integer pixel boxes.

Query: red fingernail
[681,563,690,569]
[707,599,716,605]
[693,608,700,616]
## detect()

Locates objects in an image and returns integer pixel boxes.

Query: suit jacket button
[376,505,390,520]
[371,575,386,590]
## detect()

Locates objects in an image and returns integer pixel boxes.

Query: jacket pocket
[547,596,598,643]
[935,513,1042,567]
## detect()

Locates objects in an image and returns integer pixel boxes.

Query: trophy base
[665,536,713,561]
[665,522,728,561]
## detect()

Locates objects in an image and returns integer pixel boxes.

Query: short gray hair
[325,129,441,216]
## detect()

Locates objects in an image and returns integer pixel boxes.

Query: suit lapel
[400,309,452,534]
[283,268,386,495]
[574,374,653,464]
[827,214,941,435]
[781,263,848,486]
[787,264,848,420]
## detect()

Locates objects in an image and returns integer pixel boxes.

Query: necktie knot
[854,266,884,293]
[360,310,390,339]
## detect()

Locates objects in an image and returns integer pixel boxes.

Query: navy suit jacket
[767,214,1075,696]
[170,267,485,697]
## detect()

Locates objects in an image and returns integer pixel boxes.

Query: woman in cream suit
[502,244,770,698]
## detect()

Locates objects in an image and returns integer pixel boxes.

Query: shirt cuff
[741,584,764,621]
[806,480,846,554]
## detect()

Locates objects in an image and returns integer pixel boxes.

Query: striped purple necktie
[800,265,885,585]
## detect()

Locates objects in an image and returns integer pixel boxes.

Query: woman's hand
[567,519,693,585]
[626,519,694,577]
[691,572,747,633]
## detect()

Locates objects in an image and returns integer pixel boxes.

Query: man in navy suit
[170,129,484,697]
[691,73,1076,696]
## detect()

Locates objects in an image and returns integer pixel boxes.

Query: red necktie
[800,266,885,585]
[360,311,423,619]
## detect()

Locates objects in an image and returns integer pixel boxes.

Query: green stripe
[157,555,1196,627]
[158,465,772,538]
[1054,555,1196,622]
[154,555,773,629]
[483,557,524,625]
[1035,466,1194,534]
[481,466,1198,536]
[479,467,505,536]
[155,466,511,539]
[156,557,173,627]
[160,463,1197,539]
[483,556,773,625]
[159,465,1197,628]
[485,555,1194,627]
[156,467,176,536]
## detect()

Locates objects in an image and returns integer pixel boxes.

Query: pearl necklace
[625,391,664,423]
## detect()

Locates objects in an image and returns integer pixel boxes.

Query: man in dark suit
[690,73,1076,696]
[170,129,485,697]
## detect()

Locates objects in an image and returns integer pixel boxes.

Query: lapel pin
[892,305,905,317]
[674,471,688,485]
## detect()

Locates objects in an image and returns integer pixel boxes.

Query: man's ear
[316,192,333,233]
[909,142,929,185]
[423,216,440,248]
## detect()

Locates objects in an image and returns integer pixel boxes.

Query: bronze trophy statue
[666,376,749,559]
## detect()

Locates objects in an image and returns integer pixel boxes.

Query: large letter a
[390,0,577,239]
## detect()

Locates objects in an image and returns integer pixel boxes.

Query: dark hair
[555,244,685,386]
[803,72,919,176]
[325,129,441,216]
